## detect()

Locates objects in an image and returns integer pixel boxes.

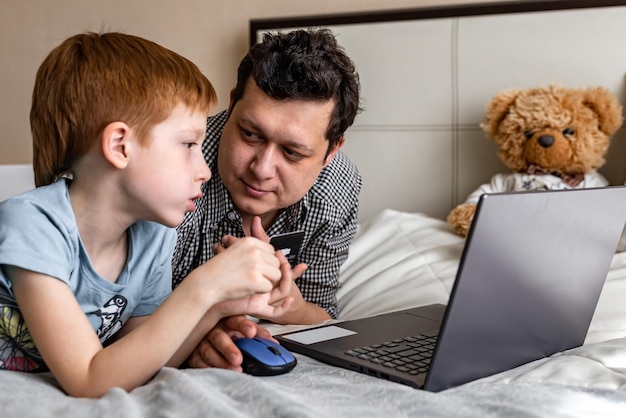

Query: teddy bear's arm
[447,174,518,237]
[447,202,477,236]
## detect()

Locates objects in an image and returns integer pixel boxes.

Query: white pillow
[337,209,463,320]
[617,180,626,252]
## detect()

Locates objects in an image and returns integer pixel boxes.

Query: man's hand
[212,216,327,324]
[186,315,274,370]
[212,216,270,254]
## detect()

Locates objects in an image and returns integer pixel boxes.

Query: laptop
[276,186,626,392]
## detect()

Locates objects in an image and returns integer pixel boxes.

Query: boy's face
[218,79,343,228]
[127,104,210,227]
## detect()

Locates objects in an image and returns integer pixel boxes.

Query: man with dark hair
[174,28,362,370]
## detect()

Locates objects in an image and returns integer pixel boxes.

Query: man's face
[218,79,342,226]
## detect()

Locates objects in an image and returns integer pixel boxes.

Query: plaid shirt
[172,111,361,318]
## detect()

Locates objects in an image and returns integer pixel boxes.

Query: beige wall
[0,0,509,164]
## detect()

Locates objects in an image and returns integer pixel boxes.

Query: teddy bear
[447,84,624,237]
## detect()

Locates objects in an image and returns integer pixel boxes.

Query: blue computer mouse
[234,337,297,376]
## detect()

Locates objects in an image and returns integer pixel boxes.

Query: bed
[2,209,626,417]
[4,1,626,416]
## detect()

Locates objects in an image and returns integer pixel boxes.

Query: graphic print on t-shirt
[97,295,127,341]
[0,302,46,372]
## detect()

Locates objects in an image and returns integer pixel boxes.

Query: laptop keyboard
[344,331,439,375]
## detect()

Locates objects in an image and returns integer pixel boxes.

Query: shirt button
[227,211,237,221]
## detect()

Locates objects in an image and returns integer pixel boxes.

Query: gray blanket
[2,340,626,418]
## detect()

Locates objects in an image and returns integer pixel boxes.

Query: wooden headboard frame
[250,1,626,46]
[250,0,626,222]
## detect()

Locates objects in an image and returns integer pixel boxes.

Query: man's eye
[241,128,259,140]
[284,148,304,161]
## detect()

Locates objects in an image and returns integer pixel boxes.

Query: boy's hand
[215,250,306,319]
[199,236,281,302]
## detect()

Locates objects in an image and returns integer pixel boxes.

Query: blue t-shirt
[0,179,174,371]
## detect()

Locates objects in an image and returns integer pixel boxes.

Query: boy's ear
[101,121,131,169]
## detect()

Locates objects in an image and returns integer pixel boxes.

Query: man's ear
[323,136,346,167]
[227,88,235,115]
[101,121,131,169]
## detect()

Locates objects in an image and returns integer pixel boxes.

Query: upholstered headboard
[0,164,35,201]
[251,0,626,222]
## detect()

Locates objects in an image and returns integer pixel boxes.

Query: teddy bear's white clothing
[463,172,609,204]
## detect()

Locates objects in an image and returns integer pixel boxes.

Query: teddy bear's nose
[538,135,555,148]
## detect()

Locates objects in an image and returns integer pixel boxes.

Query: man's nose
[250,147,277,178]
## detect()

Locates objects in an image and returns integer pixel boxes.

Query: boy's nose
[197,162,211,182]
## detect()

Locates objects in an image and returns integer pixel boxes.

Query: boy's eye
[185,140,202,149]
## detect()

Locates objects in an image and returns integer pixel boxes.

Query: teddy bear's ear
[583,87,624,136]
[480,88,521,139]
